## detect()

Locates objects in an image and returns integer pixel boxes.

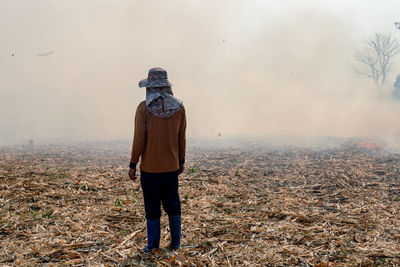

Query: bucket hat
[139,67,172,88]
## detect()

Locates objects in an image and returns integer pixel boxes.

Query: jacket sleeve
[130,103,146,167]
[178,105,186,164]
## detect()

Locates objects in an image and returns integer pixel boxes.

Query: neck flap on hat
[146,87,182,118]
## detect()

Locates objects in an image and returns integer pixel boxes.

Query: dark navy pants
[140,170,181,219]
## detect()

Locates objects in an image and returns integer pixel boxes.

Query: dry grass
[0,140,399,266]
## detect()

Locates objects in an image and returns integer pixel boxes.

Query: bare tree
[353,33,400,91]
[395,22,400,30]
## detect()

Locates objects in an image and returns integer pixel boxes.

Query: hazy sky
[1,0,400,144]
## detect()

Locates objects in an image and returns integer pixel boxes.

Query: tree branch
[354,32,400,91]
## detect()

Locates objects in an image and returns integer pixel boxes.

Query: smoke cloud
[1,0,400,144]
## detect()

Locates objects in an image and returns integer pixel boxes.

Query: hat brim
[139,79,172,88]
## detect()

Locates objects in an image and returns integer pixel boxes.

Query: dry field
[0,139,400,266]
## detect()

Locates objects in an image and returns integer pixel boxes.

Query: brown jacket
[130,101,186,173]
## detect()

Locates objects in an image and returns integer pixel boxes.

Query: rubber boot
[143,218,160,253]
[168,215,181,250]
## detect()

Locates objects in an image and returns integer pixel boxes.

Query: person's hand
[178,164,185,175]
[128,168,137,181]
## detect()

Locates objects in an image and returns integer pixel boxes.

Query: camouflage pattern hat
[138,67,173,88]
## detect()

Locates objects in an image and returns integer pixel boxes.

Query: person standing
[129,67,186,252]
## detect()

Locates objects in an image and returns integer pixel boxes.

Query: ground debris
[0,140,399,266]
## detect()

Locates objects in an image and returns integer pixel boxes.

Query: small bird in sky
[37,51,54,57]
